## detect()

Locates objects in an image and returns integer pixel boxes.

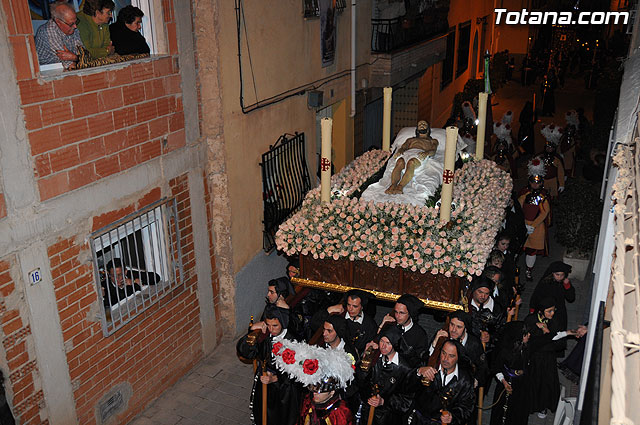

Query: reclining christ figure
[385,120,439,194]
[360,121,466,207]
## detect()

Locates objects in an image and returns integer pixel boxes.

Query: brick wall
[47,175,202,424]
[3,0,185,202]
[0,257,48,425]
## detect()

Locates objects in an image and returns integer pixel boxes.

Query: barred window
[91,199,183,336]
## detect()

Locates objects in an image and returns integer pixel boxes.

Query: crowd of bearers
[236,236,581,424]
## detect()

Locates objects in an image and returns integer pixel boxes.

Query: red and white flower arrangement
[273,340,355,388]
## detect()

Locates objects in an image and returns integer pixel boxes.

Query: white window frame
[90,198,184,336]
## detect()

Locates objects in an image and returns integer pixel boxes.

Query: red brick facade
[0,1,225,422]
[0,258,48,424]
[47,175,203,424]
[3,0,184,201]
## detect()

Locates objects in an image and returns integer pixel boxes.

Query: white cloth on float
[361,127,466,206]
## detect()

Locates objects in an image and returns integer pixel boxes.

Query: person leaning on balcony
[34,1,84,69]
[109,5,150,55]
[77,0,115,59]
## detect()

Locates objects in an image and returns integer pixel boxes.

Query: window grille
[260,133,311,252]
[90,198,183,336]
[303,0,346,18]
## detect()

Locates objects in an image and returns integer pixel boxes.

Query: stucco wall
[214,1,373,273]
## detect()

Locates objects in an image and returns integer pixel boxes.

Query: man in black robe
[468,277,506,354]
[311,289,377,355]
[356,326,414,425]
[411,339,476,424]
[320,315,360,411]
[237,304,301,425]
[427,311,489,388]
[378,294,429,366]
[321,315,359,359]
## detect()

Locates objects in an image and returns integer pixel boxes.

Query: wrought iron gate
[260,133,311,252]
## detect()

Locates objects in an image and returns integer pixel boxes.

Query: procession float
[276,92,513,312]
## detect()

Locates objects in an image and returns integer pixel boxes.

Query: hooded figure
[468,276,505,353]
[355,320,414,425]
[524,294,573,417]
[394,294,428,366]
[529,261,575,341]
[489,321,531,425]
[268,277,291,299]
[448,310,489,387]
[327,314,348,341]
[396,294,423,319]
[236,304,300,425]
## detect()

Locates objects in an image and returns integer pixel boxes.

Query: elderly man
[385,120,439,194]
[77,0,115,58]
[34,1,84,69]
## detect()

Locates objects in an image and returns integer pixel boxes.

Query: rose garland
[276,152,512,279]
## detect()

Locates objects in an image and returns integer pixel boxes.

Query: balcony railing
[371,8,449,53]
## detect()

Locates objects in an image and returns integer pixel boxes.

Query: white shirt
[383,351,399,366]
[471,297,495,312]
[438,364,459,386]
[345,311,364,324]
[401,319,414,333]
[272,328,287,342]
[330,339,346,351]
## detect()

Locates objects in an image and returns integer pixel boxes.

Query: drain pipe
[350,0,356,117]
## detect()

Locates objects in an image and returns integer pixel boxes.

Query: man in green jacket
[77,0,115,58]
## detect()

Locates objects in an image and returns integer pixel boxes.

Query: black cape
[355,353,414,425]
[236,329,301,425]
[409,365,476,425]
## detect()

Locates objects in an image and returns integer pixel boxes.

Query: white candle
[320,117,333,203]
[440,126,458,223]
[382,87,392,151]
[476,92,488,159]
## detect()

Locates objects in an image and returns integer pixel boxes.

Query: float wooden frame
[295,254,465,312]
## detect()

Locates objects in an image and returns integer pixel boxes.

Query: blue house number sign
[28,268,42,285]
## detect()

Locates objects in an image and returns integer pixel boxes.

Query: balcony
[369,7,449,88]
